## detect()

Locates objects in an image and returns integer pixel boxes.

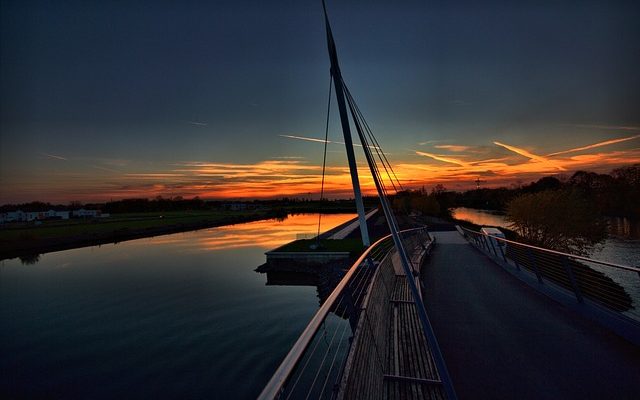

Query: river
[451,207,640,319]
[0,213,355,399]
[451,207,640,266]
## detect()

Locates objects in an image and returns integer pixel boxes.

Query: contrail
[563,124,640,132]
[493,141,565,170]
[41,153,68,161]
[279,134,381,150]
[547,135,640,156]
[415,151,471,167]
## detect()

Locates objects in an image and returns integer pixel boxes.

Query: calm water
[0,213,355,400]
[452,207,640,266]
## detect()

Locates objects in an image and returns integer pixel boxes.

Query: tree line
[390,164,639,255]
[445,164,638,219]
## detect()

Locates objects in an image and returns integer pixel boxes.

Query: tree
[506,189,607,256]
[411,195,440,216]
[392,195,411,214]
[432,184,446,195]
[610,164,640,218]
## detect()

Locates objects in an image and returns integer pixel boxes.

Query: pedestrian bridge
[258,225,640,400]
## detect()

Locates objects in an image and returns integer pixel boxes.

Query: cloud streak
[434,145,472,152]
[493,141,565,171]
[5,135,640,204]
[547,134,640,156]
[279,134,381,150]
[41,153,68,161]
[415,151,471,167]
[563,124,640,132]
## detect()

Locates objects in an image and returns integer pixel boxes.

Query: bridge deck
[339,234,446,400]
[423,231,640,399]
[385,277,445,400]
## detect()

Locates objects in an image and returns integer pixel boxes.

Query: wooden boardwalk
[385,277,445,400]
[338,235,446,400]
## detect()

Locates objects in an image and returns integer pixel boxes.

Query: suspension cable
[316,74,333,245]
[342,80,404,193]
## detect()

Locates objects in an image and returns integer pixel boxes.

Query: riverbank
[0,210,280,261]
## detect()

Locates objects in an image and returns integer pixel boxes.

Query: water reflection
[0,213,355,400]
[451,207,508,228]
[451,207,640,241]
[11,214,357,266]
[19,254,41,265]
[607,217,640,240]
[450,207,639,267]
[147,213,355,252]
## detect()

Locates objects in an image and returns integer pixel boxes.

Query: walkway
[422,231,640,400]
[339,232,446,400]
[328,208,378,239]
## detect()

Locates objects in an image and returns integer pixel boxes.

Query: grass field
[0,210,273,258]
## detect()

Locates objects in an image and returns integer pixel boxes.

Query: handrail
[257,227,425,400]
[459,226,640,273]
[459,224,640,344]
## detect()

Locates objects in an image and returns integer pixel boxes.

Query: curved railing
[258,227,434,400]
[459,226,640,322]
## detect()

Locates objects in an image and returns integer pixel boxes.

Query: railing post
[561,256,584,303]
[527,249,544,284]
[513,257,521,271]
[497,242,507,263]
[480,235,488,251]
[487,235,498,257]
[343,277,360,331]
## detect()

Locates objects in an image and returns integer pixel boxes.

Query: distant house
[72,209,100,218]
[0,209,71,224]
[3,210,26,222]
[226,203,248,211]
[26,212,43,221]
[51,210,70,220]
[224,202,265,211]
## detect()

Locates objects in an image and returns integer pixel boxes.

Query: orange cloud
[433,144,472,152]
[5,136,640,204]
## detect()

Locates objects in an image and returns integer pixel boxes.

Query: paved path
[422,231,640,400]
[328,208,378,239]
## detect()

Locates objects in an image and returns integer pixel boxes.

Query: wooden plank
[340,236,447,400]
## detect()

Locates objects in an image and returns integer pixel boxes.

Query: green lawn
[0,210,267,242]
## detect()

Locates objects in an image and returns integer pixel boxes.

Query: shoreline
[0,213,275,261]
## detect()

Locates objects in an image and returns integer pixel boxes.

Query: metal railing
[258,227,435,400]
[459,226,640,322]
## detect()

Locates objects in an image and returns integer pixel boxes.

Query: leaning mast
[320,2,457,398]
[322,0,371,247]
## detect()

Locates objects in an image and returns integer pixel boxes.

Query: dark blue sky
[1,0,639,202]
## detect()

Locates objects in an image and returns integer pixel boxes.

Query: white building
[72,209,100,218]
[51,210,70,220]
[3,210,26,222]
[0,209,71,223]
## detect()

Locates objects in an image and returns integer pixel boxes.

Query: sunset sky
[1,0,639,204]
